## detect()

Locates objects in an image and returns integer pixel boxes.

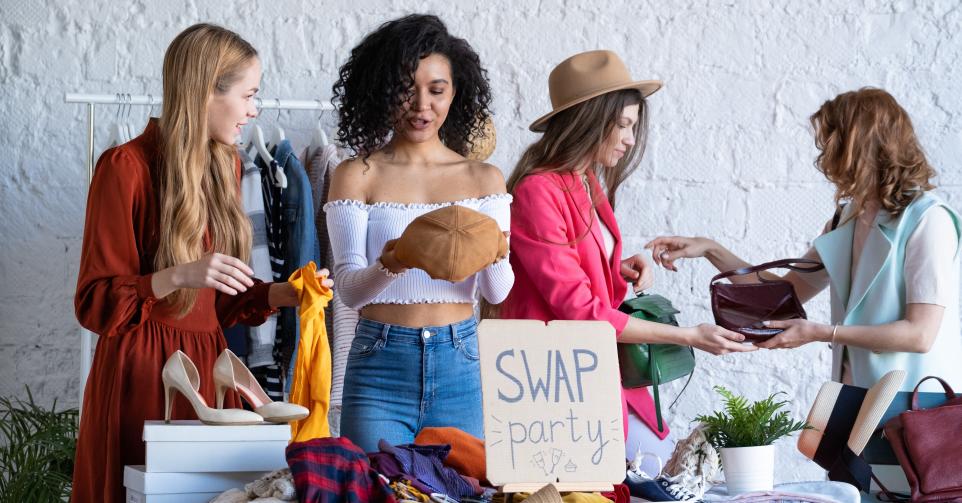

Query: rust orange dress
[72,119,276,503]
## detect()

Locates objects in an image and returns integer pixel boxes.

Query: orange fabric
[414,427,489,485]
[71,119,275,503]
[289,261,334,441]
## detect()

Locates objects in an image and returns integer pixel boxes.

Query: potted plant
[694,386,810,495]
[0,387,78,501]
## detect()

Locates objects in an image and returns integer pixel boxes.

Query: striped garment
[239,148,278,368]
[254,147,288,401]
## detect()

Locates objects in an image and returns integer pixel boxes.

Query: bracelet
[831,324,840,344]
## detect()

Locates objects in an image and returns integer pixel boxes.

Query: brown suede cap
[394,205,507,282]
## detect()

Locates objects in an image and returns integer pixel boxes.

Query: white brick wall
[2,0,960,482]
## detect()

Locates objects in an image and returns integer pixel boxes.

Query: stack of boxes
[124,420,291,502]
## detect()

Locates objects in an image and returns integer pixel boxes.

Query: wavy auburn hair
[156,23,256,316]
[810,88,936,218]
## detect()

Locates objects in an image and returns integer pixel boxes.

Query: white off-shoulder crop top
[324,194,515,310]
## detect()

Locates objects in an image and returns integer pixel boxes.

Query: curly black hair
[332,14,493,158]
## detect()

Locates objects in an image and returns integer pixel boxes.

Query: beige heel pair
[162,349,308,425]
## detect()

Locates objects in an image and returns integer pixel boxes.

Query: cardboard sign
[478,319,626,490]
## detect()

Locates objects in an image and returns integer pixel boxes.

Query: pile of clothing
[211,427,632,502]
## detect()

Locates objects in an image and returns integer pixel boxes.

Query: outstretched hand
[644,236,715,272]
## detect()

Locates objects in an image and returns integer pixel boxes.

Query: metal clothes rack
[65,92,334,411]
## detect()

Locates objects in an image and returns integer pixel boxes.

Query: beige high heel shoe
[162,350,264,425]
[214,349,309,423]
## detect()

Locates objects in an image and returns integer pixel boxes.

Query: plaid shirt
[287,437,396,502]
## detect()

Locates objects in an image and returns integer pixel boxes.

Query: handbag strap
[831,205,844,231]
[911,375,956,410]
[650,351,695,433]
[710,258,825,284]
[872,473,911,502]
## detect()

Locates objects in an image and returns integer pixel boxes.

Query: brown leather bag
[880,376,962,502]
[709,259,824,342]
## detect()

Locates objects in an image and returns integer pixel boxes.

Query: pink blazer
[500,170,668,440]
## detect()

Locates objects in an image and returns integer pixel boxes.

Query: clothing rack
[65,91,334,412]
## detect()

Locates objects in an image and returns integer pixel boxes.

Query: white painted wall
[2,0,960,482]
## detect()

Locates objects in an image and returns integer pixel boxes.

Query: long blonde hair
[810,88,936,218]
[156,23,256,316]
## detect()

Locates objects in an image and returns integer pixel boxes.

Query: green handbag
[617,293,696,432]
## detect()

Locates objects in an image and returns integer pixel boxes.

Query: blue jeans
[339,317,483,452]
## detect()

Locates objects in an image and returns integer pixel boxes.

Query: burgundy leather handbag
[880,376,962,502]
[709,259,824,342]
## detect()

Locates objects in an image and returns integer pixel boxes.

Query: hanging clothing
[499,170,666,441]
[254,146,288,401]
[304,144,357,434]
[71,119,276,503]
[240,148,278,368]
[255,139,320,398]
[305,144,339,338]
[289,261,334,442]
[269,139,320,394]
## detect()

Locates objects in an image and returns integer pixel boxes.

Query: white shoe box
[142,420,291,473]
[124,465,263,503]
[123,420,293,501]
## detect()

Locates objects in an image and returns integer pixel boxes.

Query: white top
[798,206,960,384]
[596,209,615,261]
[797,206,958,308]
[324,194,515,310]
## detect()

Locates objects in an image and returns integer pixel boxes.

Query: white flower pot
[719,445,775,495]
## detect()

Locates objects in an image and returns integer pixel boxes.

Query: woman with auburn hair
[648,88,962,392]
[498,50,752,484]
[72,24,330,502]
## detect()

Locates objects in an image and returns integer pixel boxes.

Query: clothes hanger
[122,94,134,142]
[107,93,125,147]
[268,99,285,150]
[250,98,285,188]
[307,100,330,158]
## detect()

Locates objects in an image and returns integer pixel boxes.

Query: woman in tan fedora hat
[325,14,514,452]
[498,50,753,481]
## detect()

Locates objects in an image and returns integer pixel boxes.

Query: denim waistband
[357,317,477,346]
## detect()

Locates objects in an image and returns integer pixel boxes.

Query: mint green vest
[813,193,962,391]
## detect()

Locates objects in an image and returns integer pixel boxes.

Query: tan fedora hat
[529,50,662,132]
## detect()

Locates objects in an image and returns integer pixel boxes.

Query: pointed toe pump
[214,349,309,423]
[162,350,264,425]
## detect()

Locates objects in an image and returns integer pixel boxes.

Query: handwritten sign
[478,319,625,488]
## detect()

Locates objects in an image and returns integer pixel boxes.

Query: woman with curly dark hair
[324,14,513,451]
[648,88,962,393]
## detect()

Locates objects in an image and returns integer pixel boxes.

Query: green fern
[0,387,78,502]
[694,385,811,449]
